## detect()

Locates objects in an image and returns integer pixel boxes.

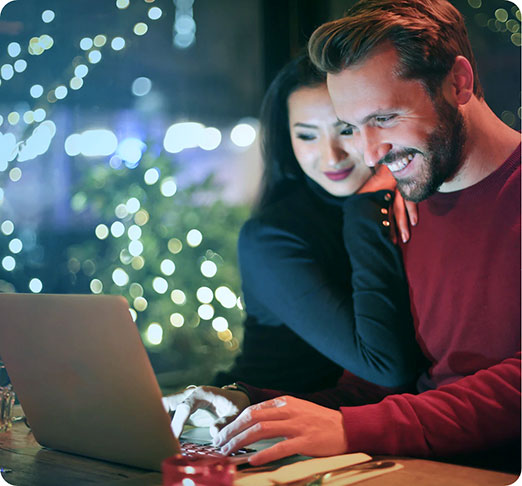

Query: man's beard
[395,97,467,202]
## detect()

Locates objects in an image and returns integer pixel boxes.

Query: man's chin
[396,180,436,203]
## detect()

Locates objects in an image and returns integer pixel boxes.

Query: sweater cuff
[340,396,426,456]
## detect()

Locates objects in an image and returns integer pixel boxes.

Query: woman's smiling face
[288,84,372,196]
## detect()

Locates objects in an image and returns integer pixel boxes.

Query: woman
[164,55,425,435]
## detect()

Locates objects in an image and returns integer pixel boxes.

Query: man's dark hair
[308,0,483,99]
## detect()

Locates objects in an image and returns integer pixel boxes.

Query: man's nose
[361,127,392,167]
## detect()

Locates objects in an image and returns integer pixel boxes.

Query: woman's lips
[323,166,354,181]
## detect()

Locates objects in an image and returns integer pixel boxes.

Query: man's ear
[443,55,474,106]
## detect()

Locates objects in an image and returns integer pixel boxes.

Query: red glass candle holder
[162,454,236,486]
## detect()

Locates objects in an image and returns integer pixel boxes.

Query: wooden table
[0,411,517,486]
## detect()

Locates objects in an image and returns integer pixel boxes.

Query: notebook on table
[0,293,269,471]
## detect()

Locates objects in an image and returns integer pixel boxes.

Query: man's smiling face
[327,45,466,202]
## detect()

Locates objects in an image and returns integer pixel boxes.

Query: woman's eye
[340,126,354,136]
[296,133,316,141]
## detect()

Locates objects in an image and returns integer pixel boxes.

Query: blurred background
[0,0,519,391]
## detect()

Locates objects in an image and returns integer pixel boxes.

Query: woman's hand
[162,385,251,438]
[358,166,418,243]
[213,396,348,465]
[392,190,418,243]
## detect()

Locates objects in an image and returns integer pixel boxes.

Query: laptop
[0,293,266,471]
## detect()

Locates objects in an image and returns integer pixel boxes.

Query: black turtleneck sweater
[213,178,425,394]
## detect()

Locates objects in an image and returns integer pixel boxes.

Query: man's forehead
[326,70,403,123]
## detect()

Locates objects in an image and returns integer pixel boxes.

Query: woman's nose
[323,140,348,167]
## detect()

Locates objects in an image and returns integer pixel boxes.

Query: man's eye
[375,115,397,124]
[340,126,354,136]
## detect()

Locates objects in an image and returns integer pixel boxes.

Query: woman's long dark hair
[254,55,326,212]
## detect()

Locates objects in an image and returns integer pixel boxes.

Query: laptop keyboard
[180,441,255,459]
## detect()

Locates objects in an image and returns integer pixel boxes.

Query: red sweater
[243,145,521,458]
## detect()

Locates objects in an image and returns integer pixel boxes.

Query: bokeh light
[1,64,14,81]
[160,177,177,197]
[199,127,222,151]
[153,276,169,294]
[112,267,129,286]
[186,229,202,247]
[9,168,22,182]
[198,304,214,320]
[94,35,107,47]
[80,37,93,50]
[90,279,103,293]
[196,286,213,303]
[129,240,144,256]
[149,7,163,20]
[200,260,217,278]
[129,282,144,298]
[111,37,126,51]
[212,317,229,332]
[146,323,163,345]
[2,256,15,271]
[126,198,141,214]
[30,84,44,98]
[55,85,68,99]
[215,286,237,308]
[132,77,152,97]
[8,238,23,254]
[134,23,149,36]
[74,64,89,78]
[134,296,148,311]
[160,259,176,276]
[115,204,128,219]
[65,129,117,157]
[70,77,84,90]
[144,168,160,185]
[168,238,183,254]
[14,60,27,73]
[29,278,43,293]
[164,122,204,153]
[117,137,146,165]
[171,289,186,305]
[95,224,109,239]
[88,50,102,64]
[1,220,14,235]
[230,122,257,147]
[42,10,55,23]
[111,221,125,237]
[170,313,184,327]
[7,42,21,57]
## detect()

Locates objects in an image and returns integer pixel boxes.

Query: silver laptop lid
[0,293,179,471]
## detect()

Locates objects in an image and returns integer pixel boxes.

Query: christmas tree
[66,145,250,390]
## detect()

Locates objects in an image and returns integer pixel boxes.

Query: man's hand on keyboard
[212,395,348,465]
[163,385,251,439]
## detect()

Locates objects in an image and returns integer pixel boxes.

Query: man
[167,0,520,468]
